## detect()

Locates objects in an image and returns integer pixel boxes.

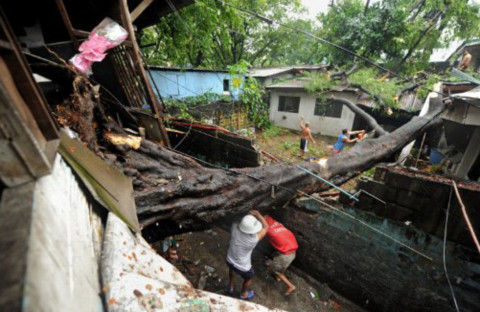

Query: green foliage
[283,141,293,150]
[304,73,336,93]
[141,0,311,68]
[361,167,376,179]
[416,73,442,100]
[164,91,231,119]
[227,61,270,128]
[349,68,404,108]
[262,125,282,139]
[317,0,480,72]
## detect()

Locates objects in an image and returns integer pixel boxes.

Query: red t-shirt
[265,216,298,254]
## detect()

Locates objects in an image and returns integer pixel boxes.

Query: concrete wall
[346,167,480,247]
[24,155,103,312]
[149,70,244,100]
[275,205,480,312]
[269,90,356,137]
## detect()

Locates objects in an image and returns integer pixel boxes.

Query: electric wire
[214,0,452,100]
[172,119,194,150]
[452,180,480,255]
[443,187,461,312]
[172,115,361,202]
[166,145,433,261]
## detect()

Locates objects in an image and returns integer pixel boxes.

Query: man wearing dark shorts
[299,116,316,158]
[264,215,298,296]
[226,210,268,299]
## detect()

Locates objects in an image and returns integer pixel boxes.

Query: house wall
[24,155,103,312]
[149,70,243,100]
[269,90,357,137]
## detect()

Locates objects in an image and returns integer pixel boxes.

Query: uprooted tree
[37,55,446,239]
[113,97,445,238]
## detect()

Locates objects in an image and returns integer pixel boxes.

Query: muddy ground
[171,226,367,312]
[254,128,360,191]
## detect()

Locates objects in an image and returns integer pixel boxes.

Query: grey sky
[301,0,480,20]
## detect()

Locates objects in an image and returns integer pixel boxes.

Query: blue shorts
[226,261,254,280]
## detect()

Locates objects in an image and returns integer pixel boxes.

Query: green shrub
[262,125,282,139]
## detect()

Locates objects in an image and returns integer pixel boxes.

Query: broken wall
[347,166,480,248]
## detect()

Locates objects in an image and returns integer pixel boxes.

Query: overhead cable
[443,187,461,312]
[215,0,450,99]
[167,146,434,261]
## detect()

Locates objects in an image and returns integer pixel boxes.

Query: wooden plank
[118,0,170,147]
[109,51,140,108]
[0,69,53,187]
[131,0,155,22]
[0,38,11,50]
[0,182,35,311]
[71,29,90,38]
[58,131,140,232]
[54,0,80,48]
[0,9,58,141]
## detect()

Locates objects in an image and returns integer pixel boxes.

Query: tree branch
[328,96,387,137]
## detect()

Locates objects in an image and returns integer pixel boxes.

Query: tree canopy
[140,0,321,68]
[142,0,479,73]
[318,0,480,72]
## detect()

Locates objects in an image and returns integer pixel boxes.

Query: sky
[300,0,330,20]
[301,0,480,20]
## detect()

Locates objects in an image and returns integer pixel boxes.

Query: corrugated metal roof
[429,40,464,62]
[266,79,360,93]
[249,65,325,78]
[452,86,480,100]
[398,91,423,111]
[266,79,309,89]
[429,40,480,63]
[148,66,228,73]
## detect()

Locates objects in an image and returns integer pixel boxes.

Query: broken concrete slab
[102,212,286,311]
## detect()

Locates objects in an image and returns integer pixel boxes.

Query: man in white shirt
[226,210,268,299]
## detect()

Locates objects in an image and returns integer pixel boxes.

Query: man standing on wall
[459,48,472,71]
[333,129,365,153]
[226,210,268,299]
[264,215,298,296]
[299,116,316,158]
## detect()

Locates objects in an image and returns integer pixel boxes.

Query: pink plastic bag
[70,17,128,75]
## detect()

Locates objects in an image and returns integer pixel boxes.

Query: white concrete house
[266,79,364,137]
[249,65,326,86]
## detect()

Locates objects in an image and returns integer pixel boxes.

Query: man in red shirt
[264,215,298,296]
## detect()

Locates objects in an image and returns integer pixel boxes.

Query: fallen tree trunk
[112,96,445,238]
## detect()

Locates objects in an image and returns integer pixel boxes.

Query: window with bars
[278,96,300,113]
[314,99,343,118]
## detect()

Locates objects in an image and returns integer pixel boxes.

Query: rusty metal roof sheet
[249,65,325,78]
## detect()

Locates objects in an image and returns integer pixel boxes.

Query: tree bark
[112,97,445,237]
[329,97,387,137]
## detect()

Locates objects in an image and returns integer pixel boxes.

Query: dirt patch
[255,128,361,191]
[171,227,367,312]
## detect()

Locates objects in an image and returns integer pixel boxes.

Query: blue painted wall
[148,68,244,101]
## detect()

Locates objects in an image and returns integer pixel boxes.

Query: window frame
[314,99,343,118]
[278,95,300,113]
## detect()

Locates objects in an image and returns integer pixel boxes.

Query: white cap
[239,215,262,234]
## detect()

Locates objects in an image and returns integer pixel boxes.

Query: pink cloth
[71,33,118,73]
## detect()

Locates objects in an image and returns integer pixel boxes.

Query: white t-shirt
[226,223,259,272]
